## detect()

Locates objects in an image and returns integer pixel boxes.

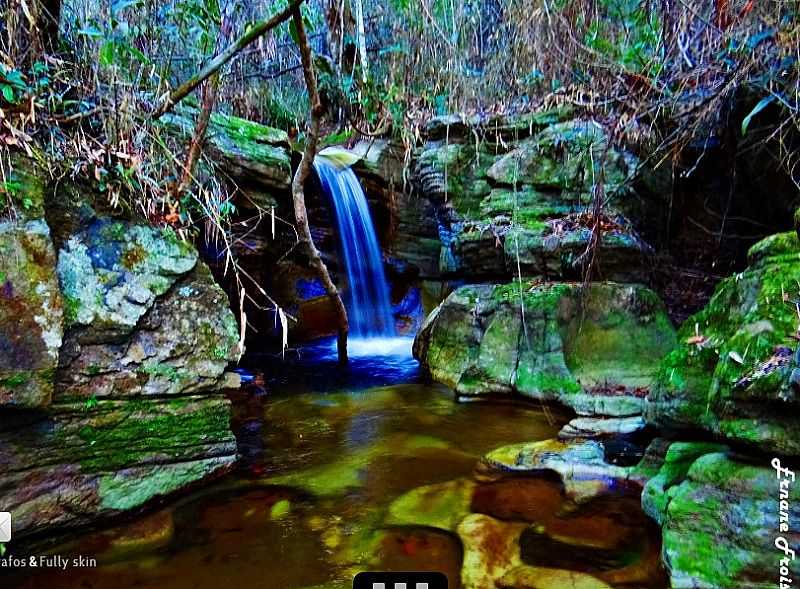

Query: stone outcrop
[642,443,799,588]
[637,231,800,588]
[411,111,652,283]
[414,281,676,417]
[647,231,800,455]
[0,156,241,540]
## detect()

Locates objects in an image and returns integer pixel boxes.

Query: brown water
[6,383,666,589]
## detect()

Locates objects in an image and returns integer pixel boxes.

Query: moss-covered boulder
[642,445,800,588]
[0,220,63,408]
[412,112,652,282]
[414,281,676,416]
[647,231,800,455]
[0,158,242,540]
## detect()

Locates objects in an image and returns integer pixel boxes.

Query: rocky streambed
[2,103,799,589]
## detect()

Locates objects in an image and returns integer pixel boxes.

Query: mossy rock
[655,450,800,588]
[162,109,292,201]
[415,281,676,416]
[647,231,800,455]
[57,218,197,334]
[1,151,48,221]
[486,120,635,194]
[0,219,63,408]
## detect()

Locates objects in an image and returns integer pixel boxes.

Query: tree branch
[151,0,305,119]
[290,6,350,364]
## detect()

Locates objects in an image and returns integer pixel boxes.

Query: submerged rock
[476,439,639,502]
[458,513,528,589]
[414,280,676,416]
[496,566,613,589]
[648,231,800,455]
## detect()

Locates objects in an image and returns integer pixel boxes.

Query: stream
[8,339,667,589]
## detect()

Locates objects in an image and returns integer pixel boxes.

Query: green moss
[652,231,800,452]
[209,112,289,145]
[76,397,231,473]
[0,372,30,388]
[99,456,229,510]
[516,370,581,395]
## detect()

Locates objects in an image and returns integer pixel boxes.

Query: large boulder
[56,218,240,400]
[0,219,63,408]
[0,164,241,539]
[647,231,800,455]
[414,281,676,417]
[642,444,800,588]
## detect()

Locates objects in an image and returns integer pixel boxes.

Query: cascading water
[314,158,397,344]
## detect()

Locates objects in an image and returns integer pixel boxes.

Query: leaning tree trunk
[291,7,350,364]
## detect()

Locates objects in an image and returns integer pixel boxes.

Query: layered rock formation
[0,156,241,540]
[412,111,652,283]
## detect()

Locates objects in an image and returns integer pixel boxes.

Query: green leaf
[741,96,775,136]
[288,19,299,44]
[1,85,13,103]
[99,41,116,66]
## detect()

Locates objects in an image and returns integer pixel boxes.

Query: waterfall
[314,158,396,339]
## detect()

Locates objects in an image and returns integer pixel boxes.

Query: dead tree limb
[174,1,237,199]
[290,7,350,364]
[152,0,304,119]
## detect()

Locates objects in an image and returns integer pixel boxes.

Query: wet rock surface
[414,280,676,419]
[0,173,241,540]
[642,442,800,588]
[648,231,800,455]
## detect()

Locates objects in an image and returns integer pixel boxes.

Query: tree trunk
[291,7,350,364]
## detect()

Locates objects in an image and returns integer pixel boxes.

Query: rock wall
[0,155,241,540]
[411,110,653,284]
